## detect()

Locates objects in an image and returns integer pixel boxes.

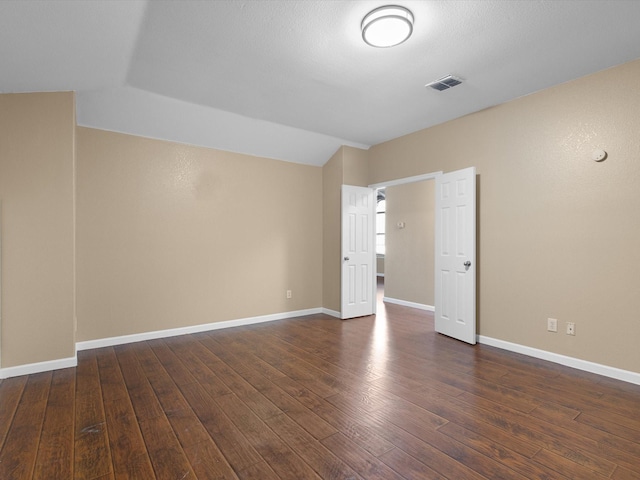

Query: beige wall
[342,146,370,186]
[368,59,640,373]
[322,149,343,312]
[76,127,322,341]
[376,256,384,275]
[0,92,76,367]
[385,181,434,306]
[322,146,370,312]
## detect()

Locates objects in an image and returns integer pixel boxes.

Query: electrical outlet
[286,290,292,299]
[566,322,575,335]
[547,318,558,332]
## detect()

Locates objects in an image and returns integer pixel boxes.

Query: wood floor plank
[581,404,640,433]
[266,323,384,382]
[213,393,323,479]
[166,408,213,448]
[532,448,610,479]
[377,447,449,480]
[264,414,363,480]
[33,368,75,480]
[115,346,166,422]
[0,372,51,479]
[320,432,405,480]
[94,346,155,478]
[612,466,640,480]
[0,376,27,451]
[534,414,640,475]
[183,337,283,420]
[353,409,487,480]
[576,412,640,443]
[252,328,381,388]
[164,336,232,397]
[74,352,113,479]
[366,377,542,458]
[178,381,262,471]
[147,338,198,386]
[437,421,570,479]
[529,401,582,423]
[138,414,196,479]
[235,460,280,480]
[95,347,130,404]
[231,359,337,440]
[272,374,396,457]
[102,398,156,479]
[220,329,342,399]
[183,439,240,479]
[453,391,619,476]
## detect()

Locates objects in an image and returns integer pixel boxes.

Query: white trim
[322,308,342,318]
[77,308,323,351]
[368,171,442,189]
[376,273,385,277]
[0,355,77,379]
[383,296,434,312]
[478,335,640,386]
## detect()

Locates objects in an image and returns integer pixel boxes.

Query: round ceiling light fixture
[361,5,414,48]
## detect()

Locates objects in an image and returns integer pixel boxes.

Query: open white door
[435,167,476,344]
[341,185,375,319]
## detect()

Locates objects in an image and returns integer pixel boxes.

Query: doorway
[369,168,477,345]
[377,180,435,311]
[370,172,442,312]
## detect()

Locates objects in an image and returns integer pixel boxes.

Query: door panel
[341,185,375,319]
[435,167,476,344]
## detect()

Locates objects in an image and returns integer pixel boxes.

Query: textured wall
[322,149,343,313]
[0,92,76,367]
[385,181,434,306]
[76,127,322,341]
[368,59,640,373]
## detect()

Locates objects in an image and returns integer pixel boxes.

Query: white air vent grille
[426,75,464,91]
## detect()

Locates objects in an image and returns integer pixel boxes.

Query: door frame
[369,172,443,191]
[368,171,442,317]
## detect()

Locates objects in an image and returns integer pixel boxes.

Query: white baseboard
[6,312,636,387]
[0,355,77,379]
[478,335,640,386]
[383,296,435,312]
[77,307,324,351]
[2,307,330,379]
[322,308,342,318]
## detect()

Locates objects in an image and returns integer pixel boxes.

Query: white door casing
[435,167,477,344]
[341,185,375,319]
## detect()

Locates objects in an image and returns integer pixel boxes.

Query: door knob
[344,257,350,261]
[464,261,471,267]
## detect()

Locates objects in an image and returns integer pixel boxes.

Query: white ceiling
[2,0,640,166]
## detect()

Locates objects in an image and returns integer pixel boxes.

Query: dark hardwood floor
[1,281,640,479]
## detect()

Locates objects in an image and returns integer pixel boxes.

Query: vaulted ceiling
[2,0,640,165]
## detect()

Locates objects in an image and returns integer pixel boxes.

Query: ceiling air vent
[426,75,463,91]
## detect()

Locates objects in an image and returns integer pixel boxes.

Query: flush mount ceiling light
[361,5,414,48]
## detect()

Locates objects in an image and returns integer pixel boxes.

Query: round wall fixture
[361,5,414,48]
[591,149,607,162]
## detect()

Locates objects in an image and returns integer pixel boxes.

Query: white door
[435,167,476,344]
[341,185,375,319]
